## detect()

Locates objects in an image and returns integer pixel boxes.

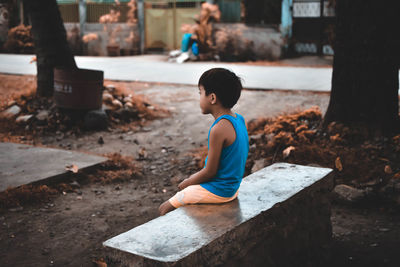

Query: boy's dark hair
[198,68,243,108]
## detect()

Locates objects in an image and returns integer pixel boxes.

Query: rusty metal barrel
[53,68,104,110]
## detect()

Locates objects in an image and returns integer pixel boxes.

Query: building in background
[0,0,335,58]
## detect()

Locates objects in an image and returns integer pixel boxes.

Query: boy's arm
[178,122,226,190]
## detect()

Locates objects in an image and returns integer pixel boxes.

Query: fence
[58,0,134,23]
[57,0,242,50]
[292,0,335,55]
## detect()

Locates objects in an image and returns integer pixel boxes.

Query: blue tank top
[200,113,249,197]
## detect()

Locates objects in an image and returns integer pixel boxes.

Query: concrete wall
[104,165,334,266]
[65,23,140,56]
[63,22,283,60]
[0,4,9,47]
[214,23,283,61]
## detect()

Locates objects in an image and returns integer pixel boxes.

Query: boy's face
[198,85,212,114]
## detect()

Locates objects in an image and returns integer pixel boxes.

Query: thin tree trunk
[323,0,400,134]
[23,0,77,97]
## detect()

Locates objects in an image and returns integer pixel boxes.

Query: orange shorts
[168,184,238,208]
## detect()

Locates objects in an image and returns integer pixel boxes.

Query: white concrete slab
[103,163,333,263]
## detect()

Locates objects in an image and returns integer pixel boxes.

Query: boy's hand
[178,178,191,190]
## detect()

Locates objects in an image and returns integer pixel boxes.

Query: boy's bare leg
[159,200,176,215]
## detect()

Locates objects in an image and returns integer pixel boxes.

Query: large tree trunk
[23,0,77,97]
[323,0,400,134]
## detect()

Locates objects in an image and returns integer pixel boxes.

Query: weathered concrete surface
[103,163,334,266]
[0,142,107,191]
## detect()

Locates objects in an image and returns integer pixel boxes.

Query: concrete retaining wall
[65,23,140,56]
[64,22,282,60]
[214,23,283,61]
[103,164,333,266]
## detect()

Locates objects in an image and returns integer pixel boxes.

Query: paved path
[1,54,399,92]
[0,54,333,92]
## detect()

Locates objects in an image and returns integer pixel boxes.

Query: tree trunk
[323,0,400,134]
[23,0,77,97]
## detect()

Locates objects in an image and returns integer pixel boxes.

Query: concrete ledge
[0,142,108,191]
[103,163,334,266]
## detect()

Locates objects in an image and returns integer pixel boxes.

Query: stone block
[103,163,334,266]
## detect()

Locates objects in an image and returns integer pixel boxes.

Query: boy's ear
[210,93,217,104]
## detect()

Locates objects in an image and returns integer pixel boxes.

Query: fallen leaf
[330,134,342,143]
[384,165,392,174]
[335,157,343,171]
[65,164,79,173]
[93,258,107,267]
[282,146,295,159]
[138,147,148,159]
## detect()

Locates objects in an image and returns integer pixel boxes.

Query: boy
[159,68,249,215]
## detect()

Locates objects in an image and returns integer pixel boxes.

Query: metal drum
[53,68,104,110]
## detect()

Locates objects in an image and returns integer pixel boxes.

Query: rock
[7,100,16,107]
[249,134,263,144]
[249,143,256,153]
[103,92,114,103]
[84,109,108,130]
[265,133,274,143]
[98,136,104,144]
[124,102,134,109]
[36,110,49,121]
[123,96,133,103]
[1,105,21,118]
[16,114,33,123]
[70,181,81,188]
[102,103,114,111]
[9,206,23,212]
[380,177,400,195]
[105,84,116,92]
[112,99,123,109]
[114,107,139,120]
[333,184,365,203]
[251,159,265,173]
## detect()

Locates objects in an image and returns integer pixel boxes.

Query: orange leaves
[335,157,343,171]
[384,165,392,174]
[65,164,79,173]
[283,146,295,159]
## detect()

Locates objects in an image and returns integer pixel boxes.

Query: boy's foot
[169,49,182,58]
[176,52,190,64]
[159,200,176,216]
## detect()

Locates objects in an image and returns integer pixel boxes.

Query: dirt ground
[1,74,400,266]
